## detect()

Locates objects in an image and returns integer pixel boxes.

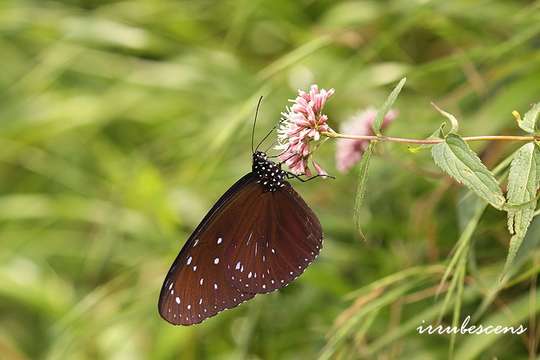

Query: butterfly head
[252,151,287,192]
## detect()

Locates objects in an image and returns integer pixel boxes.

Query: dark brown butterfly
[158,102,323,325]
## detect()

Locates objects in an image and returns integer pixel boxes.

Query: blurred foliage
[1,0,540,359]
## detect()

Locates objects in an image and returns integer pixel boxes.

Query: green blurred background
[1,0,540,359]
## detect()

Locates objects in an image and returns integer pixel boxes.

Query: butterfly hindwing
[225,182,323,294]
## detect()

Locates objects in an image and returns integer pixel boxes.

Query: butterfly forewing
[225,183,323,294]
[158,174,260,325]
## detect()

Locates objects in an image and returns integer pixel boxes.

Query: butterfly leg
[268,144,291,159]
[285,172,335,182]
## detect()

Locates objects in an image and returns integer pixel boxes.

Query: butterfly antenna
[268,144,290,159]
[251,96,264,154]
[264,139,278,153]
[255,125,277,152]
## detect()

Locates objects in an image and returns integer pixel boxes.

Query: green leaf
[353,143,374,239]
[516,102,540,133]
[431,102,459,133]
[501,234,524,283]
[372,77,406,135]
[506,142,540,234]
[501,142,540,279]
[431,134,505,209]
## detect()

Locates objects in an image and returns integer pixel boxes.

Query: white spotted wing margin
[158,174,259,325]
[158,174,323,326]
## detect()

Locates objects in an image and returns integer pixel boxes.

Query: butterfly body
[158,151,323,325]
[252,151,287,192]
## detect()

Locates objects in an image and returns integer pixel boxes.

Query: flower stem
[322,131,537,144]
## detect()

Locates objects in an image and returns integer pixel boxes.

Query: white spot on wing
[187,256,192,265]
[214,257,220,264]
[217,237,223,244]
[175,297,180,304]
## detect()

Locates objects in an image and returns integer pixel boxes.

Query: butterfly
[158,100,324,325]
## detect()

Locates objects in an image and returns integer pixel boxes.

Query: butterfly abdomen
[252,151,287,192]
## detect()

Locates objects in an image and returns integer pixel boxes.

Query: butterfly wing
[158,174,261,325]
[159,174,323,325]
[225,182,323,294]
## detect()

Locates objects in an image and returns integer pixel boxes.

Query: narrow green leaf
[353,143,374,239]
[372,77,406,135]
[363,288,477,357]
[437,200,485,322]
[319,280,421,360]
[475,216,540,319]
[455,288,540,360]
[449,254,466,359]
[431,134,505,209]
[501,142,540,279]
[516,102,540,133]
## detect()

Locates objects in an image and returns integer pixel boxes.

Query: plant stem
[322,131,537,144]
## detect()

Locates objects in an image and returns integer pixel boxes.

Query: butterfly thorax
[252,151,287,192]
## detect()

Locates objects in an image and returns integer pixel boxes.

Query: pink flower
[336,108,398,173]
[276,85,335,176]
